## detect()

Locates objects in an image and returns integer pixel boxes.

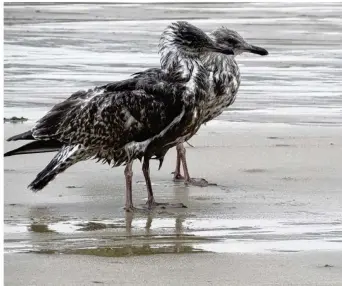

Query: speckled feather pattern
[201,53,240,124]
[26,22,216,190]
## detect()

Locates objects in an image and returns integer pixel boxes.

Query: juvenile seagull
[4,22,233,211]
[172,27,268,186]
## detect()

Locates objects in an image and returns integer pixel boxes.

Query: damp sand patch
[4,116,28,123]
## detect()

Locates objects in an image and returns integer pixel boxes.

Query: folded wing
[32,79,187,155]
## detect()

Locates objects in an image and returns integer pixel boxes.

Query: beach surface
[4,122,342,285]
[5,252,342,286]
[4,2,342,285]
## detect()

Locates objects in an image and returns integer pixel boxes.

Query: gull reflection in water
[124,212,186,236]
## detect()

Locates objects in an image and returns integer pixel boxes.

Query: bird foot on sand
[157,202,187,209]
[185,178,216,187]
[172,172,216,187]
[124,206,151,213]
[124,202,187,212]
[147,200,187,210]
[173,173,185,182]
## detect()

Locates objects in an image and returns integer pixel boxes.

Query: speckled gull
[4,21,234,211]
[172,27,268,186]
[131,27,268,186]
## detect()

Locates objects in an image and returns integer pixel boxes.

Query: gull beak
[245,44,268,56]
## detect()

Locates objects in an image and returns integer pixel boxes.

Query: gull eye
[226,38,239,45]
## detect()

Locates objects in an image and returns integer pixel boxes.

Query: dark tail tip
[7,130,34,141]
[28,164,58,192]
[4,140,62,157]
[25,143,78,192]
[28,173,55,192]
[4,149,19,157]
[27,156,58,192]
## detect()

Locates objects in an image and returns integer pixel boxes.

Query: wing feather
[32,79,186,152]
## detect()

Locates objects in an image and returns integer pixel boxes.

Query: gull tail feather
[28,144,82,192]
[7,130,34,141]
[4,140,63,157]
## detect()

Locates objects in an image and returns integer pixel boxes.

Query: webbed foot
[184,178,217,187]
[146,199,187,210]
[124,205,151,213]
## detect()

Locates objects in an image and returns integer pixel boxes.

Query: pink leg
[142,158,187,209]
[124,162,134,212]
[178,144,211,187]
[173,144,185,181]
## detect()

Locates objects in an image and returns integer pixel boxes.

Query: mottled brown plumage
[173,27,269,186]
[5,21,234,211]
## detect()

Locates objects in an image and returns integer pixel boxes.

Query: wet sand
[4,122,342,285]
[5,252,342,286]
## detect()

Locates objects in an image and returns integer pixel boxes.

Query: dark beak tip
[258,49,269,56]
[248,45,268,56]
[261,49,269,56]
[254,48,268,56]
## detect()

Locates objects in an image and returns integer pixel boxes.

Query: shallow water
[4,215,342,255]
[4,2,342,125]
